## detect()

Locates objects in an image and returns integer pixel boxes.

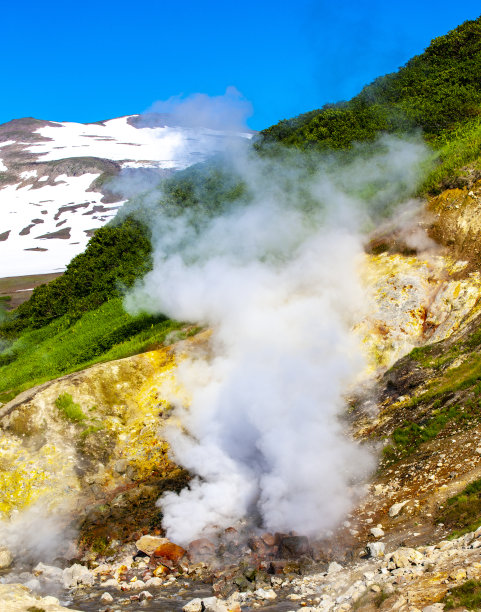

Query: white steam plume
[146,86,253,131]
[125,117,429,545]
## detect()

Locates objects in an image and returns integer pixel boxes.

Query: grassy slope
[0,297,199,404]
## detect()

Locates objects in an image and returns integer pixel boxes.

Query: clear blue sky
[1,1,480,130]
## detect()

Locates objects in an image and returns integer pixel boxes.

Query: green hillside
[1,15,481,401]
[260,16,481,194]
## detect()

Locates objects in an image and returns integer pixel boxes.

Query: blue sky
[1,1,480,130]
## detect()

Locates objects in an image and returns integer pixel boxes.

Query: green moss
[55,393,86,423]
[79,423,104,438]
[444,579,481,609]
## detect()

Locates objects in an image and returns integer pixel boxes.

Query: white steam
[0,503,76,563]
[125,118,429,544]
[146,86,253,131]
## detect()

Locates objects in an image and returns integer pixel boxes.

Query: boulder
[188,538,216,562]
[0,547,13,569]
[278,535,310,558]
[153,541,186,562]
[62,564,95,588]
[136,535,169,555]
[202,596,230,612]
[391,547,424,568]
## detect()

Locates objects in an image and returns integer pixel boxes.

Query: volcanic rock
[278,535,310,558]
[136,535,169,556]
[188,537,216,562]
[153,541,186,563]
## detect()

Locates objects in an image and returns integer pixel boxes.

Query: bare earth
[0,272,62,309]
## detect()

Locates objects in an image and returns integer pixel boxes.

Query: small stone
[114,459,128,474]
[130,579,146,590]
[254,588,277,600]
[367,542,385,558]
[450,568,467,581]
[328,562,343,574]
[202,596,230,612]
[100,592,114,603]
[370,527,385,538]
[145,577,163,587]
[389,501,408,518]
[370,584,381,593]
[153,564,170,577]
[0,547,12,570]
[139,590,153,601]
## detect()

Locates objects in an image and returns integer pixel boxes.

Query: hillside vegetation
[260,16,481,194]
[1,15,481,403]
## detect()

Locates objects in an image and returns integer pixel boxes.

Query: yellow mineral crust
[0,332,211,518]
[357,252,481,373]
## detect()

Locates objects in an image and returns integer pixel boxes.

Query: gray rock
[62,563,95,588]
[33,562,63,581]
[328,561,343,574]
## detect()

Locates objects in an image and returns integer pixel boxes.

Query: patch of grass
[382,402,480,464]
[55,393,86,423]
[444,579,481,610]
[79,423,104,438]
[436,478,481,538]
[0,297,187,402]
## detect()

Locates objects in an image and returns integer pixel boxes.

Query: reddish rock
[261,533,277,547]
[153,542,186,563]
[248,536,268,555]
[188,538,216,562]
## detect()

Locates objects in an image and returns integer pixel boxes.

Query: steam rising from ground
[125,124,429,544]
[0,504,76,563]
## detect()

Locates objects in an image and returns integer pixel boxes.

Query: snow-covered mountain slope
[0,115,253,277]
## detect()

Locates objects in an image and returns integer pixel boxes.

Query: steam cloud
[146,86,253,131]
[125,98,429,545]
